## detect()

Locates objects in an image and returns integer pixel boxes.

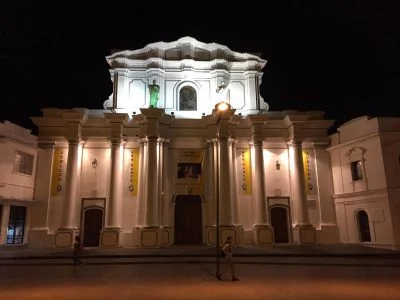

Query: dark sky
[2,1,399,134]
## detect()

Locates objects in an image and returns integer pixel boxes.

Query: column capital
[288,139,303,147]
[146,136,159,142]
[250,139,263,146]
[38,141,57,148]
[67,138,82,145]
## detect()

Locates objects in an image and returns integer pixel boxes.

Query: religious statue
[216,80,230,103]
[148,79,160,108]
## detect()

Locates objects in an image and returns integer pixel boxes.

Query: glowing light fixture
[92,157,98,169]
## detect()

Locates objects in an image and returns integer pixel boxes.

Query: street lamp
[215,101,230,277]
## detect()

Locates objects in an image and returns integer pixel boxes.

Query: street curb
[1,260,400,267]
[1,253,400,260]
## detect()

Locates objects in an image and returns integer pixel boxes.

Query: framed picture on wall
[177,163,202,179]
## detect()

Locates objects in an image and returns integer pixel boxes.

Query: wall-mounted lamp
[275,160,281,171]
[92,157,98,169]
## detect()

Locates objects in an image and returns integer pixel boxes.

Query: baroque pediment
[106,36,266,70]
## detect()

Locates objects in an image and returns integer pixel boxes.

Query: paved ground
[1,263,400,299]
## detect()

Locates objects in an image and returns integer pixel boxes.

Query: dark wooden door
[83,208,103,247]
[174,195,202,245]
[270,206,290,243]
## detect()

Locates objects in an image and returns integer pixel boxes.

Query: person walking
[73,236,83,267]
[217,236,239,281]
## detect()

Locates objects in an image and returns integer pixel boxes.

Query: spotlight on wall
[92,157,98,169]
[275,160,281,171]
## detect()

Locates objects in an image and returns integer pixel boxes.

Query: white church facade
[1,37,399,249]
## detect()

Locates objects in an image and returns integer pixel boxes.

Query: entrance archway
[82,207,104,247]
[357,210,371,242]
[174,195,202,245]
[270,206,290,243]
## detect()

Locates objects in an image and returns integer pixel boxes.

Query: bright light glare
[216,102,229,112]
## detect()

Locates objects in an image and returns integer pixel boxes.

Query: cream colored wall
[29,147,61,248]
[380,137,400,189]
[263,147,291,198]
[80,147,110,199]
[330,135,387,195]
[335,193,394,245]
[0,140,37,201]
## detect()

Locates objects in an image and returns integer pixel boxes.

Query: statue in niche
[148,79,160,108]
[216,80,230,103]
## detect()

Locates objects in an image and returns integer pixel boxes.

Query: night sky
[2,1,399,135]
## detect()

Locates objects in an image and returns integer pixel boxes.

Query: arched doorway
[82,207,104,247]
[270,206,290,243]
[357,210,371,242]
[174,195,202,245]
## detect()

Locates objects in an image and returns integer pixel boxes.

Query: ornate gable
[106,36,267,71]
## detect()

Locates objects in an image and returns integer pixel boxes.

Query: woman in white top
[217,236,239,281]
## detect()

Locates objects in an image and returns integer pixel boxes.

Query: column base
[161,226,173,246]
[253,224,274,245]
[100,227,121,247]
[293,224,316,244]
[134,226,161,248]
[316,224,340,243]
[55,228,77,248]
[206,225,242,245]
[28,228,54,248]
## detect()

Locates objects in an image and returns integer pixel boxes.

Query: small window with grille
[13,150,34,175]
[350,160,363,181]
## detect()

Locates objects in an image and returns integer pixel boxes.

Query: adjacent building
[0,121,38,246]
[328,116,400,248]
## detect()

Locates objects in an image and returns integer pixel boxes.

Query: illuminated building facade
[14,37,398,249]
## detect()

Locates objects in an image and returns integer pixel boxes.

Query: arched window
[356,210,371,242]
[179,86,197,111]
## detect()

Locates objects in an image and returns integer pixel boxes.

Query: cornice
[106,36,267,71]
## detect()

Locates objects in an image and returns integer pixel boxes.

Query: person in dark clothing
[73,236,83,267]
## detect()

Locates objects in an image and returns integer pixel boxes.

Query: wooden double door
[82,208,104,247]
[174,195,202,245]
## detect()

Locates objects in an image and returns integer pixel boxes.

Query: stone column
[205,139,215,244]
[290,140,316,244]
[136,140,146,226]
[219,136,234,226]
[230,139,239,225]
[251,138,273,244]
[144,137,159,227]
[136,108,166,248]
[0,204,10,245]
[133,139,146,247]
[160,140,172,246]
[101,139,124,247]
[55,139,81,248]
[314,144,339,242]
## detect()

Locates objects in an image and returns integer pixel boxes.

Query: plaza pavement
[1,243,400,266]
